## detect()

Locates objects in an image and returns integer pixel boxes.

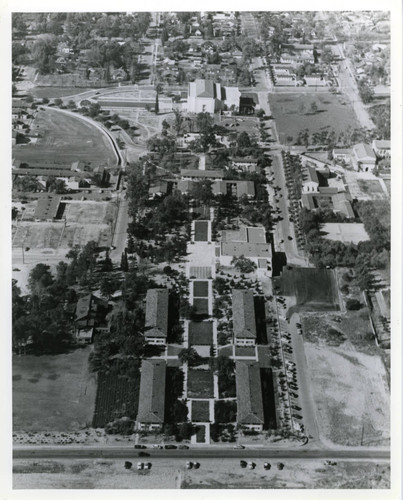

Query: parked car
[186,461,193,469]
[137,462,144,470]
[193,462,200,469]
[179,445,189,449]
[165,445,177,449]
[152,444,163,449]
[234,444,245,449]
[248,462,256,470]
[264,462,271,470]
[134,445,147,449]
[144,462,152,470]
[240,460,247,468]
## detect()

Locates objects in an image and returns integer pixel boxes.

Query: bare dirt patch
[304,341,389,446]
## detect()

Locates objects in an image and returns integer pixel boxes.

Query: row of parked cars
[240,461,285,471]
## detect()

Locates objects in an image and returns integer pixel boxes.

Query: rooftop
[236,361,264,425]
[145,289,169,339]
[232,289,256,339]
[33,195,61,220]
[137,359,166,424]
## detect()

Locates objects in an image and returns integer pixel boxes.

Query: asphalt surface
[13,447,390,460]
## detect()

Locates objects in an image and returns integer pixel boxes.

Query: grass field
[191,400,210,422]
[30,87,94,99]
[357,179,387,199]
[192,298,209,316]
[194,221,209,242]
[187,369,214,398]
[269,93,359,144]
[193,281,209,297]
[12,109,117,165]
[13,348,96,432]
[304,341,390,447]
[280,268,340,311]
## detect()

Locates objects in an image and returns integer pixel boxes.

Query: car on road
[138,451,150,457]
[296,323,302,328]
[152,444,163,449]
[234,444,245,449]
[134,445,147,449]
[324,460,337,466]
[179,445,189,449]
[165,445,177,449]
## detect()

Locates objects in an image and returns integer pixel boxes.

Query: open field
[357,179,388,199]
[30,87,95,99]
[12,108,117,165]
[13,348,96,432]
[191,400,210,421]
[12,201,117,250]
[304,340,389,447]
[269,93,360,144]
[13,458,390,489]
[279,268,340,311]
[187,369,214,398]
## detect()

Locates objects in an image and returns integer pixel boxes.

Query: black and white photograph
[6,2,401,495]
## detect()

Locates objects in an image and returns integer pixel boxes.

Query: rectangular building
[232,290,257,346]
[235,361,264,431]
[145,289,169,345]
[136,360,166,431]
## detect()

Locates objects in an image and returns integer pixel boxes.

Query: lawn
[191,400,210,422]
[356,179,387,199]
[13,347,96,432]
[194,221,208,242]
[192,298,209,316]
[269,93,360,144]
[234,346,255,357]
[30,87,95,99]
[188,321,213,345]
[193,281,209,297]
[280,268,340,311]
[187,369,214,398]
[12,109,117,166]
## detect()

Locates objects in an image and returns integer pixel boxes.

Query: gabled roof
[145,288,169,339]
[232,290,256,339]
[353,143,376,161]
[137,359,166,424]
[195,79,216,98]
[181,169,224,179]
[236,361,264,425]
[34,195,61,220]
[372,140,391,150]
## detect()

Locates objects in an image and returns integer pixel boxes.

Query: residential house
[111,67,128,81]
[352,143,377,171]
[372,139,391,158]
[212,180,255,199]
[232,290,257,346]
[75,293,109,344]
[231,156,259,171]
[235,361,264,431]
[136,359,166,431]
[144,288,169,345]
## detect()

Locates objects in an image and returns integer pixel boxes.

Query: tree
[178,422,194,440]
[120,251,129,272]
[42,97,49,104]
[231,255,257,273]
[178,347,202,366]
[189,180,214,206]
[28,263,54,295]
[31,37,57,74]
[54,98,63,106]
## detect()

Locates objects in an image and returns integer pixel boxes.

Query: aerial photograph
[10,9,394,492]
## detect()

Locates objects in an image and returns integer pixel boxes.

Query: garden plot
[191,400,211,422]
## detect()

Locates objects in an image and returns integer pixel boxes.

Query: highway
[13,446,389,461]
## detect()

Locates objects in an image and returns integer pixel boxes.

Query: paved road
[13,447,389,460]
[110,198,129,262]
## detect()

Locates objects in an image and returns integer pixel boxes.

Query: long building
[136,359,166,431]
[144,288,169,345]
[232,289,257,346]
[235,360,264,431]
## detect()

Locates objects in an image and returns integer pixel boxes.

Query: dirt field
[12,201,117,250]
[12,108,117,165]
[12,458,390,489]
[269,93,359,144]
[304,341,390,447]
[13,348,97,432]
[321,223,370,244]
